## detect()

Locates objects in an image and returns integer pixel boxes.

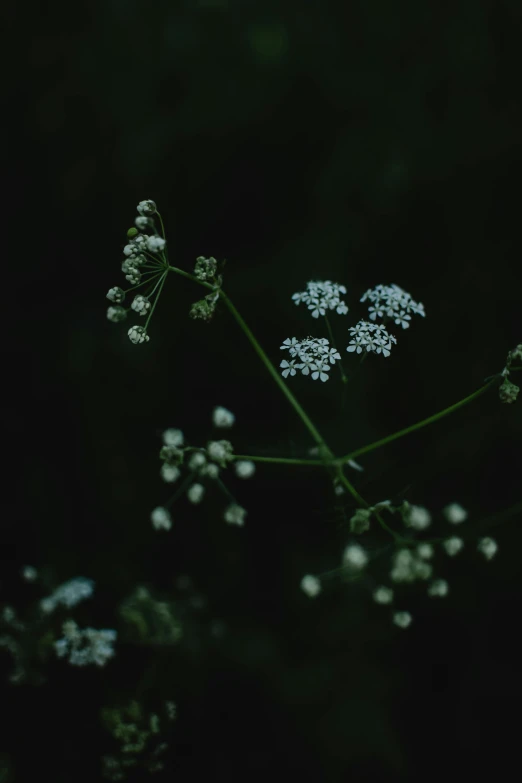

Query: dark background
[4,0,521,780]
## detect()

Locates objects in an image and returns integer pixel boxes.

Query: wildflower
[147,236,166,253]
[128,325,150,344]
[151,507,172,531]
[390,549,432,582]
[301,574,321,598]
[187,483,205,504]
[234,460,256,479]
[194,256,218,281]
[292,280,349,318]
[55,620,117,667]
[137,200,157,216]
[360,283,425,329]
[346,321,397,357]
[373,586,394,604]
[201,462,220,479]
[224,504,247,526]
[477,537,498,560]
[393,611,412,629]
[343,544,368,569]
[443,536,464,556]
[188,452,207,471]
[417,543,434,560]
[443,503,468,524]
[131,295,151,316]
[499,378,519,404]
[107,306,127,323]
[161,464,180,483]
[212,406,235,428]
[106,287,125,303]
[350,508,371,534]
[163,429,184,448]
[40,577,94,614]
[21,565,37,582]
[428,579,449,597]
[402,503,431,530]
[279,336,341,381]
[207,440,234,467]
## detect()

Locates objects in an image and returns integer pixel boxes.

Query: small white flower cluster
[189,256,223,321]
[40,577,94,614]
[282,280,425,378]
[292,280,349,318]
[106,200,169,345]
[346,321,397,358]
[300,574,321,598]
[365,501,499,628]
[54,619,117,667]
[280,336,341,382]
[360,283,425,329]
[153,407,254,530]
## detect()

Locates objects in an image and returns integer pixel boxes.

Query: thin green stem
[218,290,332,455]
[334,464,405,542]
[323,314,347,383]
[339,378,496,464]
[144,270,169,330]
[232,454,326,466]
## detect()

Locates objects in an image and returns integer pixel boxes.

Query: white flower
[360,283,425,329]
[161,463,180,483]
[224,503,247,526]
[187,483,205,504]
[107,306,127,323]
[443,503,468,524]
[40,578,95,614]
[291,280,349,318]
[212,406,235,428]
[234,460,256,479]
[135,215,151,230]
[151,506,172,531]
[428,579,449,597]
[279,336,341,381]
[55,622,117,667]
[373,586,394,604]
[390,548,432,582]
[347,459,364,472]
[147,235,166,253]
[201,462,220,479]
[393,611,412,629]
[131,295,151,316]
[188,451,207,471]
[107,287,125,303]
[443,536,464,556]
[404,504,432,530]
[207,440,234,466]
[21,565,37,582]
[346,320,397,358]
[128,325,150,344]
[343,544,368,569]
[417,543,434,560]
[137,199,157,216]
[477,536,498,560]
[300,574,321,598]
[163,428,184,447]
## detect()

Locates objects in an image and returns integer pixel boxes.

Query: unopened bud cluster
[151,406,255,531]
[106,200,169,345]
[189,257,224,322]
[499,343,521,403]
[304,498,499,631]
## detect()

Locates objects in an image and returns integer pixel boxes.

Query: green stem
[232,454,326,466]
[144,270,169,330]
[334,464,405,542]
[323,314,347,383]
[218,290,332,455]
[339,378,496,464]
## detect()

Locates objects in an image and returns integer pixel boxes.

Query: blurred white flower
[300,575,321,598]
